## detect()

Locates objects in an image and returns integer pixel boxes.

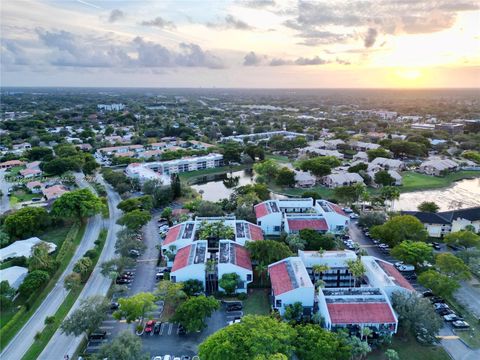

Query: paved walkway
[0,170,11,214]
[440,326,480,360]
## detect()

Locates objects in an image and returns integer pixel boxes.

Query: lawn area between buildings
[180,164,249,182]
[243,289,271,315]
[0,222,86,350]
[368,331,451,360]
[265,154,291,164]
[20,228,108,360]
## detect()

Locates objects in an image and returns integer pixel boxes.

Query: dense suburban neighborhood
[0,87,479,360]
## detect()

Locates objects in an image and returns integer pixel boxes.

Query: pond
[393,178,480,212]
[190,169,255,202]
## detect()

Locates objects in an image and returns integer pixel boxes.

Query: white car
[228,319,242,326]
[349,213,359,219]
[395,264,415,272]
[343,207,353,213]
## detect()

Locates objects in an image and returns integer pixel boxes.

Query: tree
[343,335,371,360]
[374,170,394,186]
[380,186,400,210]
[392,291,442,344]
[117,196,153,212]
[198,315,296,360]
[295,324,351,360]
[348,162,368,173]
[73,257,93,281]
[0,280,15,310]
[156,280,187,307]
[366,148,391,161]
[64,272,82,292]
[221,141,244,164]
[346,259,366,287]
[4,207,50,239]
[94,330,147,360]
[299,229,335,250]
[171,173,182,198]
[195,201,224,217]
[219,273,241,295]
[236,183,270,201]
[286,234,307,252]
[61,295,109,336]
[418,270,460,298]
[333,183,364,205]
[113,292,156,323]
[115,229,146,257]
[385,349,400,360]
[254,159,280,179]
[246,240,293,266]
[0,229,10,247]
[418,201,440,213]
[276,167,296,187]
[182,279,204,296]
[172,295,219,333]
[435,253,471,280]
[117,209,152,231]
[51,188,102,223]
[29,242,55,273]
[391,241,433,267]
[26,146,53,161]
[370,215,428,247]
[283,302,304,323]
[445,230,480,249]
[357,212,386,229]
[101,257,134,280]
[161,206,173,223]
[18,270,50,297]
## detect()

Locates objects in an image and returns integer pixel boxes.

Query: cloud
[269,55,329,66]
[207,15,254,30]
[243,51,262,66]
[284,0,479,47]
[336,58,351,65]
[140,16,176,29]
[108,9,124,23]
[238,0,276,8]
[364,28,377,48]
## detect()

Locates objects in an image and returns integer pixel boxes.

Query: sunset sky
[1,0,479,88]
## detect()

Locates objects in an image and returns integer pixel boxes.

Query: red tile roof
[254,203,269,218]
[248,224,264,241]
[234,244,252,270]
[171,245,191,272]
[329,203,347,216]
[327,303,396,324]
[269,261,293,296]
[163,224,182,246]
[377,261,415,291]
[287,219,328,231]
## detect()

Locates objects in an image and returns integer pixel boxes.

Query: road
[38,175,122,359]
[1,214,102,359]
[0,170,11,214]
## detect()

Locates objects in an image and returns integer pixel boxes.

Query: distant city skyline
[1,0,479,88]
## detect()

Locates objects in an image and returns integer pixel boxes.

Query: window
[274,226,280,232]
[275,299,282,307]
[247,274,252,281]
[170,276,176,283]
[258,221,262,226]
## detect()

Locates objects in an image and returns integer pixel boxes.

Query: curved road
[1,214,102,359]
[0,170,11,214]
[38,176,122,359]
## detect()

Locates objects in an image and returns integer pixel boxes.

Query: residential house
[294,170,316,188]
[170,241,208,289]
[26,181,44,194]
[0,266,28,290]
[0,237,57,261]
[353,152,368,162]
[12,142,31,151]
[42,185,68,201]
[299,147,344,159]
[368,157,405,172]
[217,241,253,294]
[19,168,42,179]
[419,159,459,176]
[0,160,25,169]
[323,172,365,188]
[350,141,380,152]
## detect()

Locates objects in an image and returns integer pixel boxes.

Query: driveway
[38,175,122,359]
[0,170,11,214]
[0,174,104,360]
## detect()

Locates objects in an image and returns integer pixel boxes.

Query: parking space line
[160,322,166,335]
[168,323,173,335]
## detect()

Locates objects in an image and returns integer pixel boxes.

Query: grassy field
[265,154,291,164]
[21,228,108,360]
[401,171,480,193]
[446,296,480,349]
[0,223,85,350]
[179,164,249,182]
[368,332,451,360]
[243,289,271,315]
[41,224,73,246]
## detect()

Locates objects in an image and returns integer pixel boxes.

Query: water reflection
[393,178,480,211]
[190,169,255,202]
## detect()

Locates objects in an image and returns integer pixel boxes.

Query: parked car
[181,356,191,360]
[145,320,156,334]
[437,308,454,316]
[129,249,140,257]
[422,290,434,297]
[163,356,172,360]
[430,297,446,304]
[110,302,119,310]
[349,213,359,219]
[447,244,462,251]
[116,278,131,284]
[394,262,415,272]
[154,322,162,334]
[227,303,243,311]
[444,314,462,322]
[178,325,186,335]
[228,317,242,326]
[431,242,441,250]
[404,273,417,280]
[343,207,353,213]
[372,239,380,244]
[452,320,470,329]
[89,331,107,340]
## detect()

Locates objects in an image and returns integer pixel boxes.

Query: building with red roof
[268,257,314,316]
[170,241,208,288]
[217,240,253,294]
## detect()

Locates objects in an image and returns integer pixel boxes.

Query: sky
[1,0,480,88]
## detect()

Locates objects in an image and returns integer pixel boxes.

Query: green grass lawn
[243,289,271,315]
[11,191,38,203]
[40,224,73,247]
[265,154,291,164]
[446,296,480,349]
[180,164,249,182]
[368,332,450,360]
[401,171,480,193]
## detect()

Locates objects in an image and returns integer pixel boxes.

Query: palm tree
[380,186,400,212]
[360,189,370,212]
[347,259,366,287]
[256,263,268,287]
[312,264,330,286]
[361,326,373,341]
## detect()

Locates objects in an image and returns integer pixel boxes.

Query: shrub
[84,249,98,259]
[18,270,50,298]
[237,293,248,300]
[44,315,55,325]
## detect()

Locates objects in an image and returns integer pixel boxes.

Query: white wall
[217,263,252,294]
[273,287,315,315]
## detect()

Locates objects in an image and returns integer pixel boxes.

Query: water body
[393,178,480,211]
[190,169,255,202]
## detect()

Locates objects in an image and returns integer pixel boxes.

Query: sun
[395,68,422,81]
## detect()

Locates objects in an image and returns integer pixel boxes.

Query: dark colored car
[178,324,187,335]
[430,297,445,304]
[116,278,131,285]
[432,242,441,250]
[404,273,417,280]
[110,302,119,310]
[153,322,162,334]
[422,291,434,297]
[89,331,107,340]
[226,303,243,312]
[447,244,462,251]
[437,309,454,316]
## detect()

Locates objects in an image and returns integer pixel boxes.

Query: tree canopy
[370,215,428,247]
[444,230,480,249]
[391,241,433,267]
[435,253,471,280]
[51,188,103,222]
[113,292,156,323]
[61,295,109,336]
[295,324,351,360]
[3,207,50,239]
[116,209,152,231]
[418,270,460,298]
[172,295,219,333]
[94,330,147,360]
[417,201,440,213]
[246,240,293,265]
